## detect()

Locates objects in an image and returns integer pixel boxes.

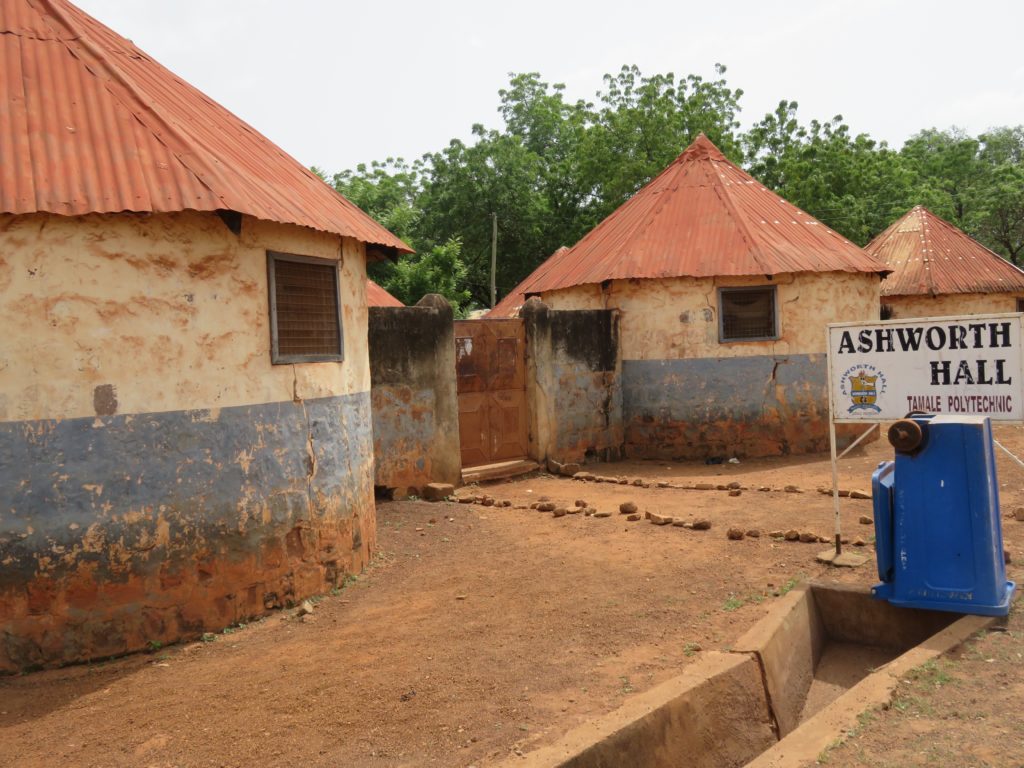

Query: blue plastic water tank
[871,414,1015,616]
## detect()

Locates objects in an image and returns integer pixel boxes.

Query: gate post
[520,297,554,467]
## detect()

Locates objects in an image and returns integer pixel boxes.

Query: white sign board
[827,313,1024,422]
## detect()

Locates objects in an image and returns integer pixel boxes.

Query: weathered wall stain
[885,292,1024,319]
[622,355,853,458]
[368,295,460,492]
[0,210,377,672]
[523,301,623,464]
[541,273,880,459]
[0,393,374,672]
[1,211,371,422]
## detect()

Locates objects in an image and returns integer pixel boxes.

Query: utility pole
[490,212,497,309]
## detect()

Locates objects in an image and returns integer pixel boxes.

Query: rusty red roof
[506,135,887,298]
[488,247,568,318]
[866,206,1024,297]
[0,0,410,254]
[366,279,404,307]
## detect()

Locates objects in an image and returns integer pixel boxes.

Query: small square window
[267,251,344,364]
[718,286,777,342]
[880,303,894,320]
[1016,298,1024,313]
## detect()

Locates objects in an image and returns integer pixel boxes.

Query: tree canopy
[322,65,1024,313]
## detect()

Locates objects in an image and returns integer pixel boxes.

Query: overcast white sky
[75,0,1024,175]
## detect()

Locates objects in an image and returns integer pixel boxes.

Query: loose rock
[537,502,556,512]
[784,529,800,541]
[728,489,742,497]
[758,486,772,492]
[727,527,745,540]
[566,506,582,514]
[853,537,866,547]
[1014,507,1024,522]
[784,485,802,494]
[632,478,644,487]
[619,501,638,514]
[626,513,641,522]
[727,481,742,490]
[799,531,818,543]
[297,599,315,616]
[672,519,690,527]
[593,510,612,518]
[649,513,673,525]
[575,499,587,507]
[500,500,512,507]
[1005,548,1012,565]
[849,490,871,500]
[552,507,568,518]
[695,483,716,491]
[768,530,785,539]
[481,497,495,507]
[584,507,596,516]
[746,529,761,538]
[422,482,456,501]
[692,519,712,531]
[573,472,594,481]
[657,481,670,488]
[859,515,873,525]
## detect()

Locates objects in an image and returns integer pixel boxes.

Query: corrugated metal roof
[866,206,1024,297]
[511,135,888,297]
[366,279,404,307]
[488,247,568,318]
[0,0,410,253]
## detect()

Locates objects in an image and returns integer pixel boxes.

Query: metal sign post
[825,312,1024,558]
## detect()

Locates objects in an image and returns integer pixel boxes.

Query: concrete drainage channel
[503,583,995,768]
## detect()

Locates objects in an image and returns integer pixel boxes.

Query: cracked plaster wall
[885,292,1024,320]
[540,273,880,458]
[0,211,375,671]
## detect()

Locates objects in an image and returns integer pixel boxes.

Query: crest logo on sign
[840,365,886,413]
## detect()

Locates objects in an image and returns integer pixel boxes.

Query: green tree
[746,105,915,245]
[973,127,1024,264]
[580,64,744,218]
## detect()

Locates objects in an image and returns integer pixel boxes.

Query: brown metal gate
[454,318,529,468]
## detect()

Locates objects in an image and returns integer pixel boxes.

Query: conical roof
[509,134,887,298]
[366,279,404,307]
[489,247,568,318]
[0,0,410,253]
[866,206,1024,297]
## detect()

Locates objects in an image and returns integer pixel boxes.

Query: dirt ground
[2,426,1022,768]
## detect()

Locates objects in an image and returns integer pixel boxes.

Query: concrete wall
[541,272,880,458]
[521,300,623,466]
[0,211,376,671]
[885,291,1024,319]
[509,652,775,768]
[368,295,460,494]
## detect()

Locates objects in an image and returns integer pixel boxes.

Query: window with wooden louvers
[268,252,344,363]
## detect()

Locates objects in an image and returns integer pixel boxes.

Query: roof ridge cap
[705,160,773,275]
[916,207,939,297]
[40,0,233,208]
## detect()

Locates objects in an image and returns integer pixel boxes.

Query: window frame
[717,285,780,343]
[267,250,345,365]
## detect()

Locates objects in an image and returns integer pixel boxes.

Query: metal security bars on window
[719,287,777,341]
